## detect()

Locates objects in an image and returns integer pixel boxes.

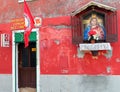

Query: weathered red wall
[0,24,12,74]
[40,11,120,75]
[0,0,120,23]
[40,15,120,75]
[0,0,120,75]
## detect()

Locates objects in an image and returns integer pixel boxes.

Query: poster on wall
[1,34,10,47]
[34,17,42,27]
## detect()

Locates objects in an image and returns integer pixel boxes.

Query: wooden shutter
[106,11,118,42]
[71,16,82,44]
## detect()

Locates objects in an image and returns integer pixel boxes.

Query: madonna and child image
[83,15,106,58]
[83,16,106,41]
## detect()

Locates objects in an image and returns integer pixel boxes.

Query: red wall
[40,15,120,75]
[0,24,12,74]
[0,0,120,75]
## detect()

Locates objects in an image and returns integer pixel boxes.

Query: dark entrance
[18,42,36,88]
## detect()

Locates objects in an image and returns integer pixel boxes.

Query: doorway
[12,29,40,92]
[18,42,36,88]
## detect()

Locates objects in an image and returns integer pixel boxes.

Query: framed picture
[82,11,106,42]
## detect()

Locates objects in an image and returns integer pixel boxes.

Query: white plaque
[79,43,112,51]
[1,34,10,47]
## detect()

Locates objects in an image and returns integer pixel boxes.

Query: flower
[88,30,97,36]
[88,30,99,40]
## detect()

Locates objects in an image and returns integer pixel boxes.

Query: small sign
[1,34,10,47]
[11,17,42,30]
[32,48,36,52]
[11,18,25,30]
[34,17,42,27]
[79,43,112,51]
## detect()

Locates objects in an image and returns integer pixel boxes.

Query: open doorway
[18,42,36,88]
[12,29,40,92]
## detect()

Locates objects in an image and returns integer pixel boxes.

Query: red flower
[88,30,97,36]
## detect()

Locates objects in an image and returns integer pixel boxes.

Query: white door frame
[12,28,40,92]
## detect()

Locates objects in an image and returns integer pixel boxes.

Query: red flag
[24,0,34,47]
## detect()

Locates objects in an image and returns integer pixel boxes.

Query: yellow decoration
[32,48,36,52]
[83,14,103,25]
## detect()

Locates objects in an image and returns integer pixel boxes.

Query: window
[71,1,118,44]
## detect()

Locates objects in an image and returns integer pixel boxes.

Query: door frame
[12,28,40,92]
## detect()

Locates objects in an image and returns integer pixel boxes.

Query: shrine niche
[71,1,117,59]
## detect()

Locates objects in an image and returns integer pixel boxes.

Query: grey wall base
[0,74,12,92]
[1,74,120,92]
[40,75,120,92]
